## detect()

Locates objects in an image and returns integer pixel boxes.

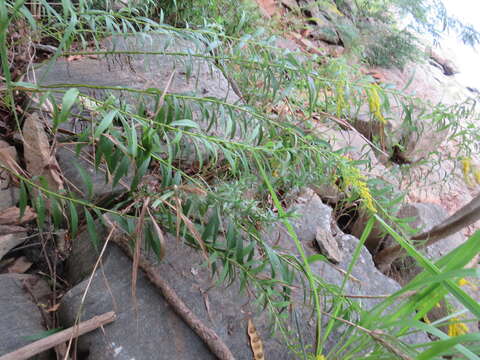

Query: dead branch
[375,193,480,272]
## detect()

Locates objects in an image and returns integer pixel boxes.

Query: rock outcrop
[58,188,427,358]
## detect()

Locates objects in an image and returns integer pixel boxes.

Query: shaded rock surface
[312,123,403,249]
[59,188,428,359]
[0,274,49,357]
[0,142,26,261]
[56,144,131,202]
[0,141,19,209]
[61,225,289,359]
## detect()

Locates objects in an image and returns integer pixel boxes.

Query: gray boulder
[0,274,49,358]
[56,144,131,202]
[265,188,401,302]
[61,224,291,359]
[26,33,241,133]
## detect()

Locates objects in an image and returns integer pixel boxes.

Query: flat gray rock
[0,274,47,356]
[25,33,254,200]
[61,224,290,359]
[56,144,131,201]
[26,33,241,134]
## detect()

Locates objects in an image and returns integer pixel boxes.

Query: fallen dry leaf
[148,209,166,260]
[0,141,24,183]
[7,256,32,273]
[247,319,264,360]
[23,112,64,191]
[0,206,36,225]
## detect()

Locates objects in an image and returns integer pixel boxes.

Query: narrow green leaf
[112,156,130,188]
[50,197,63,228]
[418,334,480,360]
[84,208,99,250]
[306,254,328,264]
[73,162,93,199]
[68,200,78,239]
[170,119,199,129]
[55,88,79,131]
[94,110,117,138]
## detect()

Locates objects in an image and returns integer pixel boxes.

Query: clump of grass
[362,29,423,69]
[159,0,261,36]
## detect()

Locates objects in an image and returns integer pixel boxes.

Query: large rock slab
[26,33,241,133]
[61,242,216,360]
[61,225,291,359]
[25,33,252,200]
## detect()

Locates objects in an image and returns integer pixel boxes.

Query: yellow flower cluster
[460,157,480,186]
[366,84,386,124]
[448,317,469,337]
[461,157,471,175]
[336,81,347,117]
[341,163,376,213]
[458,277,477,291]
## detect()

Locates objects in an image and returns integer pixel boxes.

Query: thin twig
[0,311,116,360]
